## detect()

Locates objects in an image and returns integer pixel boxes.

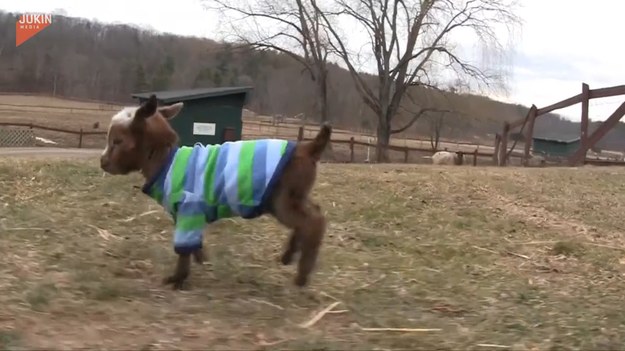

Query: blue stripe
[173,228,203,255]
[251,140,268,206]
[154,168,167,198]
[141,146,178,196]
[222,141,243,215]
[213,143,229,207]
[239,205,257,219]
[183,145,202,192]
[191,144,210,196]
[205,205,217,223]
[162,152,178,213]
[264,140,285,188]
[176,198,207,216]
[260,141,296,212]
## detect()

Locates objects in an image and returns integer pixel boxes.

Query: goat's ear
[158,102,184,120]
[135,94,158,120]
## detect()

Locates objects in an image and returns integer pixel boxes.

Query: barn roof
[131,86,253,104]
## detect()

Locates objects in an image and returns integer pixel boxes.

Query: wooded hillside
[2,11,625,149]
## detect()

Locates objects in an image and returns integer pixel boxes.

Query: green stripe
[168,146,193,209]
[176,214,206,231]
[280,140,288,155]
[217,205,232,219]
[237,140,256,206]
[203,144,220,206]
[151,187,164,204]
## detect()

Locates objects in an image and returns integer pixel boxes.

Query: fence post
[78,128,83,148]
[297,126,304,141]
[493,133,501,165]
[580,82,590,150]
[522,105,538,167]
[349,137,355,163]
[473,149,478,166]
[404,148,409,163]
[498,122,510,166]
[365,137,372,162]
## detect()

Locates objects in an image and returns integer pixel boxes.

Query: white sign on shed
[193,122,216,136]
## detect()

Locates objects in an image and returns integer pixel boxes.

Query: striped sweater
[142,139,297,254]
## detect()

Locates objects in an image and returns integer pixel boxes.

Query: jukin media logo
[16,13,52,47]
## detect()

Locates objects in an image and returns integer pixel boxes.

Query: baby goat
[100,95,332,289]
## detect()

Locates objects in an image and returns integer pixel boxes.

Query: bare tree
[427,112,445,150]
[314,0,520,162]
[204,0,333,126]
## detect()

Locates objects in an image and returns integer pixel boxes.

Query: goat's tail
[301,123,332,162]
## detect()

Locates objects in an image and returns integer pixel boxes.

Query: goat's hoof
[294,275,308,287]
[193,249,205,265]
[163,275,186,290]
[280,252,294,265]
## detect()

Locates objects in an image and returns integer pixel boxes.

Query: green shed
[531,135,581,158]
[131,86,253,146]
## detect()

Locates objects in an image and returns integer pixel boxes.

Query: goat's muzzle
[100,155,110,173]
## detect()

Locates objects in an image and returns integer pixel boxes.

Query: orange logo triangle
[16,14,52,47]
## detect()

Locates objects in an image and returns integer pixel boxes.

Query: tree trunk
[52,73,57,96]
[376,117,390,162]
[317,68,334,160]
[318,68,329,123]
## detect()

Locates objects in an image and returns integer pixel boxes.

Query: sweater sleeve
[172,196,206,255]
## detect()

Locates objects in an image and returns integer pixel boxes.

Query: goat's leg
[167,220,205,289]
[163,254,191,290]
[280,229,300,265]
[294,206,325,287]
[280,201,322,266]
[192,248,205,264]
[272,197,326,287]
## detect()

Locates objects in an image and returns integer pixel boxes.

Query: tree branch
[312,0,381,113]
[391,107,453,134]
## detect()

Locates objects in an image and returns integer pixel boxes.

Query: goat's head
[100,95,183,175]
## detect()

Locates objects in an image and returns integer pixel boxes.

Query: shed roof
[532,135,581,144]
[131,86,253,104]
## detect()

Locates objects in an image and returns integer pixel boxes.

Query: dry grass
[2,157,625,350]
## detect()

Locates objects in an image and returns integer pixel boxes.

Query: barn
[131,86,253,146]
[531,135,581,158]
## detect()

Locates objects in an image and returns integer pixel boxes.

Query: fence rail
[300,131,523,166]
[0,120,512,165]
[498,83,625,167]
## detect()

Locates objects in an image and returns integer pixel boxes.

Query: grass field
[2,157,625,350]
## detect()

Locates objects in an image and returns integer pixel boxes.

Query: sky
[4,0,625,123]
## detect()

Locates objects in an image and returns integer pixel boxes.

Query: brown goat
[100,95,331,289]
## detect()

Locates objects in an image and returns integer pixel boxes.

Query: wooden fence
[296,126,525,166]
[0,122,106,148]
[0,119,534,166]
[496,83,625,167]
[0,121,520,165]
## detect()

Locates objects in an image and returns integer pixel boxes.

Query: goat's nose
[100,156,109,170]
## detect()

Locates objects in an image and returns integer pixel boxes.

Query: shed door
[223,127,237,142]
